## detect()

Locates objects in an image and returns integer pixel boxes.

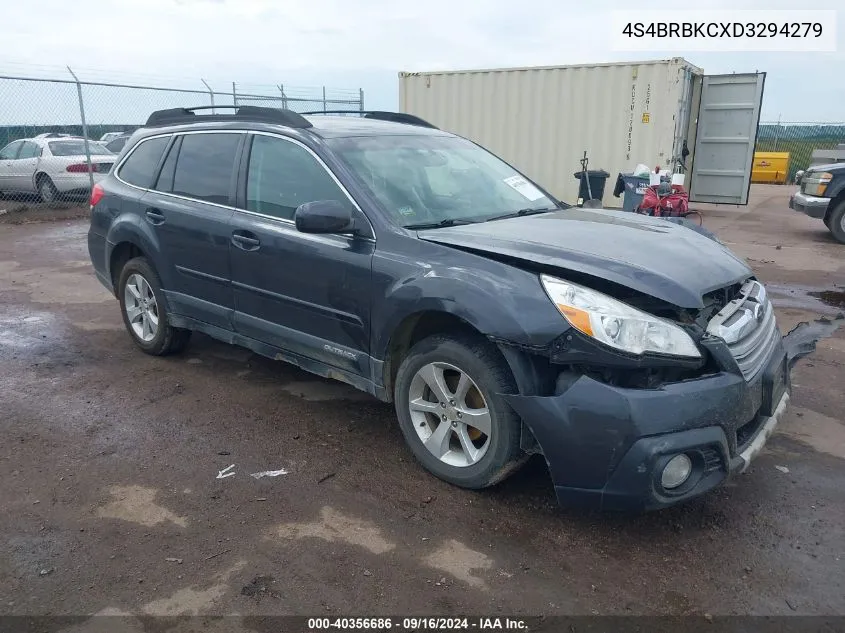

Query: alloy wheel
[407,361,492,467]
[123,273,159,342]
[39,179,55,203]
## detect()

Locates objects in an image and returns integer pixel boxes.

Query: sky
[0,0,842,122]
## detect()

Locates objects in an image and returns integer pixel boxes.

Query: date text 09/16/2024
[306,617,528,630]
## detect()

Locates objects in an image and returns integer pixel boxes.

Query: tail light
[67,162,110,173]
[67,163,96,173]
[90,183,105,208]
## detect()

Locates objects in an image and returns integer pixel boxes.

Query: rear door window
[172,133,242,205]
[18,142,41,159]
[119,137,169,188]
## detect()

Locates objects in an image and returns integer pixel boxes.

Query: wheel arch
[379,308,548,403]
[381,310,484,401]
[823,189,845,226]
[109,242,146,295]
[105,216,165,297]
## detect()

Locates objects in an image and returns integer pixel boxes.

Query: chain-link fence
[0,70,363,210]
[756,121,845,183]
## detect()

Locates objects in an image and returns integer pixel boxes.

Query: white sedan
[100,131,126,143]
[0,135,116,203]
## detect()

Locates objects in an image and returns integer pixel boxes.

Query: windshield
[48,140,113,156]
[328,135,557,228]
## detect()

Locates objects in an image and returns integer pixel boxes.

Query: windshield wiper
[484,207,557,222]
[404,218,477,230]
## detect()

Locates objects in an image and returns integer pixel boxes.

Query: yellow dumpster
[752,152,790,184]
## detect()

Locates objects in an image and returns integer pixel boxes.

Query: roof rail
[145,105,313,129]
[301,110,438,129]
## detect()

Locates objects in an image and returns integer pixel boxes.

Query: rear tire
[117,256,191,356]
[393,333,526,489]
[827,200,845,244]
[37,175,59,204]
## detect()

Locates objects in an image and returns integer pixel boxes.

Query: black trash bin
[573,169,610,203]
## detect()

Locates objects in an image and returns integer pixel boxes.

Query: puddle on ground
[423,539,493,590]
[272,506,395,554]
[783,315,845,366]
[0,310,62,351]
[766,283,845,316]
[97,485,188,528]
[809,290,845,309]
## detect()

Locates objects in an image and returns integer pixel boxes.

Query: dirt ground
[1,184,844,622]
[0,198,89,225]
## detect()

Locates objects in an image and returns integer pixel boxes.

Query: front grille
[707,280,779,381]
[727,301,779,380]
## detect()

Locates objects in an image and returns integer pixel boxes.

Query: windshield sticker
[503,175,544,202]
[398,206,415,216]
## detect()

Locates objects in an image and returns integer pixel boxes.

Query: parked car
[87,106,790,511]
[104,134,131,154]
[790,163,845,243]
[100,131,126,143]
[0,135,116,202]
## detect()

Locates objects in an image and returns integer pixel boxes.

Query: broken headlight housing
[540,275,701,358]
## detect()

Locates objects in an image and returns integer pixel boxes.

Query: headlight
[802,172,832,197]
[540,275,701,358]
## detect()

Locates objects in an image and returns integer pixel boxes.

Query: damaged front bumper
[503,341,790,511]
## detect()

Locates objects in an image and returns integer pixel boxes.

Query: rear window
[48,140,112,156]
[118,137,169,188]
[172,133,241,205]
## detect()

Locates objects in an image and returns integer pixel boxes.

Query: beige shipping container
[399,58,705,206]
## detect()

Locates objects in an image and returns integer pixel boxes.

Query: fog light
[661,454,693,490]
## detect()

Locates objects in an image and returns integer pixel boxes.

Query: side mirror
[294,200,356,234]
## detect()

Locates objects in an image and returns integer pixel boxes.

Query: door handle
[231,232,260,251]
[145,209,166,225]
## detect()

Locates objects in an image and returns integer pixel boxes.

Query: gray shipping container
[399,58,765,206]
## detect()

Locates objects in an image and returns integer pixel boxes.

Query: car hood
[417,208,752,309]
[807,162,845,174]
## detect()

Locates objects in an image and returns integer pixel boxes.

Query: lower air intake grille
[701,447,723,473]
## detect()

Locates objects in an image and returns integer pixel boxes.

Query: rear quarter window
[118,137,170,188]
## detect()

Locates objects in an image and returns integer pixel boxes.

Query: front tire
[117,257,191,356]
[393,334,526,489]
[827,200,845,244]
